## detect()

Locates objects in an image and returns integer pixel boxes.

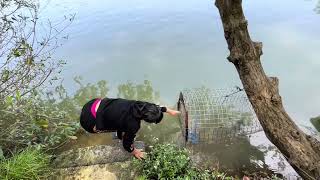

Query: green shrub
[0,78,109,152]
[139,144,190,179]
[0,147,51,180]
[134,144,232,180]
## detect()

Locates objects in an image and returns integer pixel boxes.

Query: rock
[52,141,144,168]
[51,161,137,180]
[52,144,129,168]
[51,141,145,179]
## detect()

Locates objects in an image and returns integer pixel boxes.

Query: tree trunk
[214,0,320,179]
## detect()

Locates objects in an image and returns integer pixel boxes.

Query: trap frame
[177,87,263,144]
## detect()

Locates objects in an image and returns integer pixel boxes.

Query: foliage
[0,90,78,152]
[0,0,73,100]
[133,144,233,180]
[138,114,181,145]
[118,79,160,102]
[0,78,111,152]
[0,147,51,180]
[0,0,74,153]
[0,147,4,160]
[270,175,283,180]
[73,76,109,107]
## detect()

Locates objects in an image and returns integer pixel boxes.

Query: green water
[43,0,320,127]
[41,0,320,177]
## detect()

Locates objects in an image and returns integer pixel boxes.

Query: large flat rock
[52,141,144,168]
[52,161,137,180]
[51,142,145,179]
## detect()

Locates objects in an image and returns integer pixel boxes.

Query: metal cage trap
[177,87,263,144]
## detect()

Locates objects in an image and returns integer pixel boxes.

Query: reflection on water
[58,131,114,153]
[189,136,272,178]
[43,0,320,128]
[188,133,300,178]
[250,132,300,178]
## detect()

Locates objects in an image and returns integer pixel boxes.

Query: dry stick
[44,139,70,153]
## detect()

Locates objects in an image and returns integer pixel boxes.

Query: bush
[0,147,51,180]
[134,144,232,180]
[139,144,190,179]
[0,89,81,152]
[0,78,110,152]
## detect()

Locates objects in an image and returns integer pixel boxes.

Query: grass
[0,147,51,180]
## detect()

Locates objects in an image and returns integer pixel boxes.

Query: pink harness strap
[91,99,101,118]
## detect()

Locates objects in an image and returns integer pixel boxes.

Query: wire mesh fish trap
[177,87,263,144]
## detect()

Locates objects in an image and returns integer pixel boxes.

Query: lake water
[41,0,320,178]
[43,0,320,127]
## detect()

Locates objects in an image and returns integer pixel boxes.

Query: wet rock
[51,161,136,180]
[52,141,144,168]
[51,141,144,179]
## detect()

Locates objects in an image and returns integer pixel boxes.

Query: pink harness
[90,99,101,118]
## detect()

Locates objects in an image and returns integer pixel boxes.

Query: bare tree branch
[0,0,73,99]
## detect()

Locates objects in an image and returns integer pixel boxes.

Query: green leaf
[5,96,13,106]
[16,90,21,101]
[12,48,22,57]
[26,56,34,65]
[35,119,49,128]
[1,69,10,82]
